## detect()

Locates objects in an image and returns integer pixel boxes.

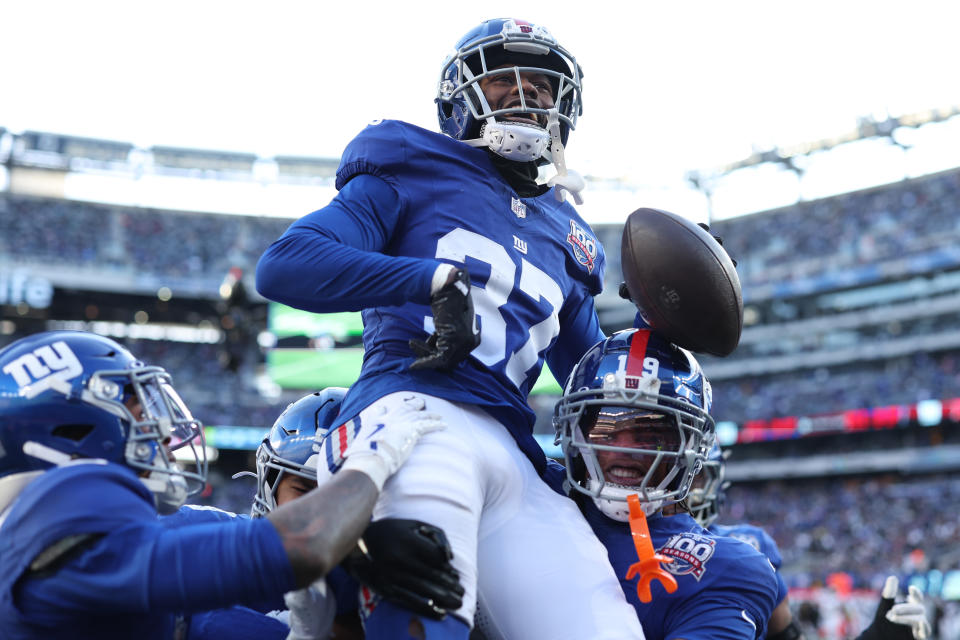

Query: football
[620,207,743,357]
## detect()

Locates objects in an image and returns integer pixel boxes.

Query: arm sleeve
[545,290,605,387]
[255,173,439,312]
[19,516,297,617]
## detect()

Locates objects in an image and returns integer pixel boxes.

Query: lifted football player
[257,17,645,640]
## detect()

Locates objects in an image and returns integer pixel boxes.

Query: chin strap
[545,109,584,204]
[624,493,677,603]
[465,120,550,162]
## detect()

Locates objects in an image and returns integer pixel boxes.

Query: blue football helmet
[248,388,346,518]
[686,441,729,529]
[0,331,206,514]
[436,18,583,165]
[554,329,715,521]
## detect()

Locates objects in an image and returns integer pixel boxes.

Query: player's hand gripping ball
[620,208,743,357]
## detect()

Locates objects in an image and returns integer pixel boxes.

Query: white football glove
[283,579,336,640]
[883,576,931,640]
[340,396,445,491]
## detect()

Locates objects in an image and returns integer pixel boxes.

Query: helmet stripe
[626,329,651,378]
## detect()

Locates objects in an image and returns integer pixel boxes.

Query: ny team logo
[566,220,598,273]
[1,340,83,399]
[658,532,717,581]
[511,197,527,219]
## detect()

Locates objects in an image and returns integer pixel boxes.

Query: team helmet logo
[658,532,716,581]
[566,220,598,273]
[1,341,83,399]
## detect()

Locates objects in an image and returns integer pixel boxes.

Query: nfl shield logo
[511,197,527,219]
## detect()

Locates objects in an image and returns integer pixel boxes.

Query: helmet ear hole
[51,424,95,442]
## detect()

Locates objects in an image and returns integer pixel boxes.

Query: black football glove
[697,222,738,267]
[410,268,480,371]
[341,519,465,620]
[855,576,930,640]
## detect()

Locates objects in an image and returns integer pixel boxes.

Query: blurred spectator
[724,473,960,592]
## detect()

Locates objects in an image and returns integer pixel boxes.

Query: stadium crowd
[4,166,960,299]
[711,346,960,424]
[0,193,290,281]
[725,472,960,590]
[712,167,960,292]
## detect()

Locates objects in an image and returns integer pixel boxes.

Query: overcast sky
[3,0,959,222]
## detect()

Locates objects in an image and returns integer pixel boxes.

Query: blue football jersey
[542,461,778,640]
[258,120,606,472]
[711,523,783,571]
[0,464,295,640]
[166,503,360,616]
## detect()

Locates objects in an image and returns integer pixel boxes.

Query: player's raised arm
[255,173,440,313]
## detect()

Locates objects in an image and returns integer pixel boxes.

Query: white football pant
[359,391,645,640]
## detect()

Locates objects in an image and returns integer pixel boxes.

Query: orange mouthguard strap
[624,493,678,603]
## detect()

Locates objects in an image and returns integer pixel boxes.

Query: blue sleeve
[775,571,788,606]
[188,606,289,640]
[542,459,569,496]
[255,173,439,312]
[664,595,766,640]
[546,290,605,387]
[18,516,296,618]
[633,311,651,329]
[760,530,783,570]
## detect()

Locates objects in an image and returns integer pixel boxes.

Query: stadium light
[687,104,960,199]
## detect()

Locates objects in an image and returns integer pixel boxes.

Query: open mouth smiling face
[478,64,555,127]
[586,408,681,489]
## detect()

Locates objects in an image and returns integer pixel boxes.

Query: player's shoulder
[2,463,154,536]
[714,522,782,568]
[657,515,775,591]
[336,119,462,189]
[698,531,780,610]
[4,462,150,521]
[0,462,157,600]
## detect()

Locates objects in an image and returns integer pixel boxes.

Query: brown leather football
[620,208,743,356]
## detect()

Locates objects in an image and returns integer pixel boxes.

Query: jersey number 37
[431,228,563,389]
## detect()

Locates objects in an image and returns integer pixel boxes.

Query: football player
[687,444,803,639]
[689,445,931,640]
[256,17,643,640]
[244,388,465,639]
[0,331,445,639]
[549,328,781,640]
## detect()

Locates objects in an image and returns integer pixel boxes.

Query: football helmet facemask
[246,388,346,518]
[555,329,715,521]
[436,18,583,168]
[686,441,729,529]
[0,331,206,514]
